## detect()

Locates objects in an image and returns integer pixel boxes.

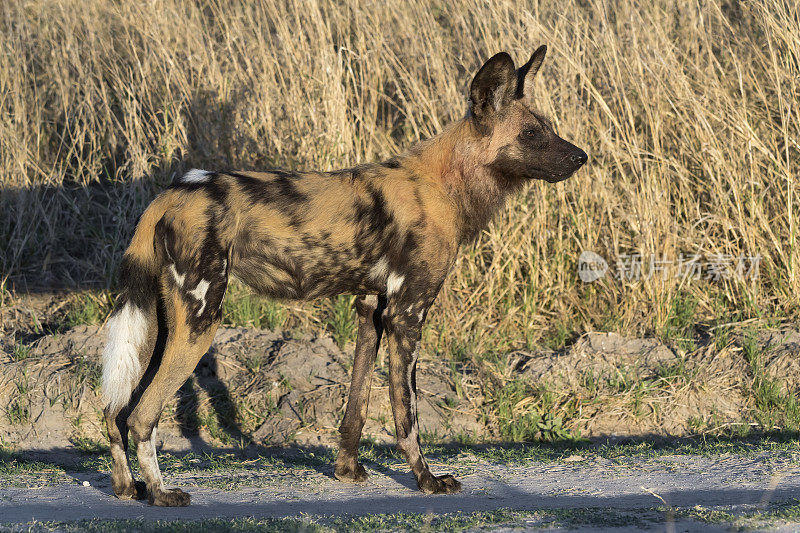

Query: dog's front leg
[335,294,386,482]
[384,296,462,494]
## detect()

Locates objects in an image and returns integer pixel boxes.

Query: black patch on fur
[351,183,399,256]
[360,184,393,234]
[204,179,230,206]
[381,157,401,169]
[115,255,158,311]
[185,209,229,334]
[234,172,308,206]
[170,172,230,205]
[332,164,375,183]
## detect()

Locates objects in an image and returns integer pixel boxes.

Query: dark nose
[570,149,588,167]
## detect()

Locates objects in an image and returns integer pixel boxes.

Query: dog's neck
[408,119,520,244]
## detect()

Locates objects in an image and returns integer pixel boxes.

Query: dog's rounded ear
[515,45,547,104]
[469,52,516,127]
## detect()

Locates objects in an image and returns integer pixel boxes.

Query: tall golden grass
[1,0,798,355]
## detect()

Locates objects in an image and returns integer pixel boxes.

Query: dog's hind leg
[103,307,153,500]
[103,282,162,500]
[335,294,386,482]
[105,403,147,500]
[127,280,223,506]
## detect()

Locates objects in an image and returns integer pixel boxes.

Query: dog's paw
[418,473,462,494]
[334,461,369,483]
[113,479,148,500]
[150,487,191,507]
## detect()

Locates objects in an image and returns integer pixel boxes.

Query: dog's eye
[523,129,537,137]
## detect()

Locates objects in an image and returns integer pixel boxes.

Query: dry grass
[1,0,798,361]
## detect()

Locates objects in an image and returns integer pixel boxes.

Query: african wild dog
[101,46,587,506]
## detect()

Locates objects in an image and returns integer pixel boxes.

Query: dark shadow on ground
[3,440,800,526]
[8,430,800,481]
[175,346,250,447]
[5,430,800,526]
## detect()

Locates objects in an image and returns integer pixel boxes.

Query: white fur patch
[102,302,147,413]
[387,272,405,295]
[218,260,228,310]
[189,279,210,316]
[406,304,425,323]
[169,264,185,288]
[150,427,164,488]
[136,427,164,491]
[369,256,390,281]
[180,169,212,184]
[401,343,423,462]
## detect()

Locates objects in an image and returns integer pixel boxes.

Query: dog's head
[469,46,587,183]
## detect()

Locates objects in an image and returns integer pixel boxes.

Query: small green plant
[544,321,575,350]
[243,351,269,374]
[195,383,248,445]
[606,365,636,393]
[372,413,389,428]
[490,378,580,442]
[176,377,201,433]
[448,360,465,399]
[7,370,31,424]
[327,295,356,349]
[72,353,103,392]
[742,329,759,366]
[223,282,286,330]
[580,369,600,396]
[198,407,233,444]
[7,399,30,425]
[11,342,33,361]
[654,357,691,384]
[453,431,476,445]
[63,293,111,329]
[70,437,108,454]
[742,329,800,431]
[439,395,458,409]
[662,292,698,352]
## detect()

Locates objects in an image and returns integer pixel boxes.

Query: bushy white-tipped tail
[102,302,147,413]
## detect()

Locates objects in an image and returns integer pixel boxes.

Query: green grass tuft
[325,295,357,349]
[222,283,286,330]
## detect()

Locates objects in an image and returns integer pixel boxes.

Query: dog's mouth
[528,168,576,183]
[543,171,575,183]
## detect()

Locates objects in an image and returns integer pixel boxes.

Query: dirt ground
[0,323,488,449]
[4,319,800,448]
[2,316,800,530]
[2,443,800,531]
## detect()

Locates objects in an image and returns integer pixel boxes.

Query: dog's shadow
[174,347,248,447]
